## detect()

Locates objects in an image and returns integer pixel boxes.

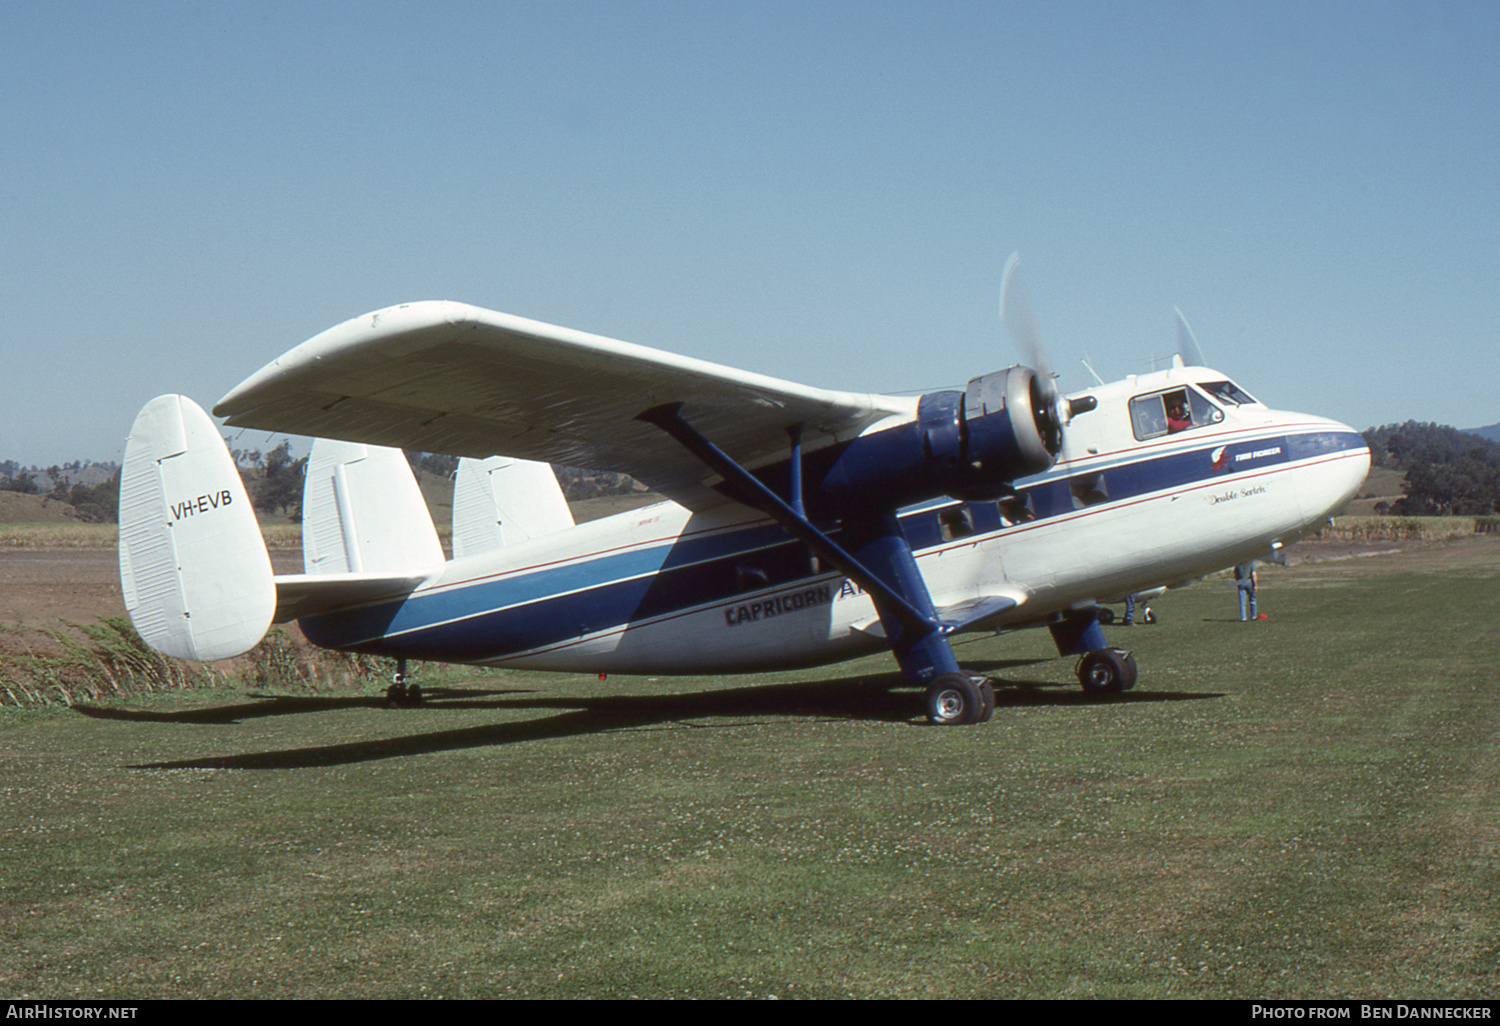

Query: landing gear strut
[384,659,424,708]
[639,403,994,727]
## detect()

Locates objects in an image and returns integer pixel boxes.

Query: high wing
[214,301,914,508]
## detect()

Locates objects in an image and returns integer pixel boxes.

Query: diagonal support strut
[636,403,963,683]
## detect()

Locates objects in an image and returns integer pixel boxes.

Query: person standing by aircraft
[1234,561,1260,621]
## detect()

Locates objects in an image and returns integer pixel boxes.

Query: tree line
[1,443,643,525]
[1361,421,1500,516]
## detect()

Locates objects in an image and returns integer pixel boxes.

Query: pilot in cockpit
[1165,392,1192,433]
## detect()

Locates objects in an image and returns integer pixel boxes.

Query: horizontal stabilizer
[273,571,431,622]
[118,395,275,661]
[303,438,444,575]
[452,456,574,559]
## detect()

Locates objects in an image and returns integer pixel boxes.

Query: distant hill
[1464,423,1500,444]
[0,492,86,524]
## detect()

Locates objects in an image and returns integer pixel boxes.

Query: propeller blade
[999,252,1065,443]
[1175,306,1207,367]
[1000,252,1055,393]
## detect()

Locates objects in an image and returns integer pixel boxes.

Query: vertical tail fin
[302,439,444,575]
[118,395,274,661]
[451,456,573,559]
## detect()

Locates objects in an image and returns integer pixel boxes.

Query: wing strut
[636,403,964,686]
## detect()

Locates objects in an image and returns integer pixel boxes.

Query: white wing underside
[214,301,915,509]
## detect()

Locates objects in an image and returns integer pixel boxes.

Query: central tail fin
[118,395,275,661]
[302,439,443,574]
[451,455,573,559]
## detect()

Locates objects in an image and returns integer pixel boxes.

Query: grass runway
[2,539,1498,999]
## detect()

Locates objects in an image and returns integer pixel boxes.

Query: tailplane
[118,395,275,661]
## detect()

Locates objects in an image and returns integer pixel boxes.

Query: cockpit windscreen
[1200,380,1258,406]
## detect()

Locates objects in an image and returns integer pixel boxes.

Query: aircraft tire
[384,682,425,708]
[1077,648,1135,696]
[976,678,995,723]
[926,672,984,726]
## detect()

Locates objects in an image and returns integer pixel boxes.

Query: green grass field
[3,539,1498,999]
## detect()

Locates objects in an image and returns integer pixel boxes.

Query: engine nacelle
[956,364,1064,498]
[760,365,1063,520]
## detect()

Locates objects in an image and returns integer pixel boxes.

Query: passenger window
[735,564,769,591]
[938,507,974,541]
[997,492,1034,525]
[1069,473,1109,509]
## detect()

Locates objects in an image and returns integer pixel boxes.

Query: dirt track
[0,548,303,625]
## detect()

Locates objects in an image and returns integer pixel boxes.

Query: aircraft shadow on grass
[74,667,1222,772]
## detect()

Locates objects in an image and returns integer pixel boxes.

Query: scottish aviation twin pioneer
[119,269,1369,724]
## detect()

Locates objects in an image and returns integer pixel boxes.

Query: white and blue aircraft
[118,287,1369,725]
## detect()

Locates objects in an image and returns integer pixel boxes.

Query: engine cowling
[956,364,1064,498]
[761,365,1063,520]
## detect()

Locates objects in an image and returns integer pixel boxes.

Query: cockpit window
[1200,379,1258,406]
[1129,387,1224,441]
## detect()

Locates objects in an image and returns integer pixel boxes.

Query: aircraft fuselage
[297,365,1370,676]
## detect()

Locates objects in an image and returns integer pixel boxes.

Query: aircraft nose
[1301,419,1371,520]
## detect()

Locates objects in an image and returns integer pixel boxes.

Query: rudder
[118,395,275,661]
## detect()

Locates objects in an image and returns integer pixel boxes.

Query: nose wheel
[1076,648,1137,695]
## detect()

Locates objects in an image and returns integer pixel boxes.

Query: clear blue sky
[4,0,1497,467]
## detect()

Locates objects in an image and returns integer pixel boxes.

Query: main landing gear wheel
[925,673,994,725]
[384,662,423,708]
[1076,648,1137,696]
[385,682,425,707]
[977,678,995,723]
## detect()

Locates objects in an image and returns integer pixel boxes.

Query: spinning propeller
[997,253,1084,448]
[999,252,1054,394]
[1174,306,1206,367]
